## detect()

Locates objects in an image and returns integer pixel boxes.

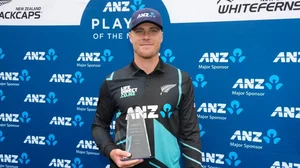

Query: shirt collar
[130,57,165,75]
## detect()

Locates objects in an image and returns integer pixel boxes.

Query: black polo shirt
[92,58,203,168]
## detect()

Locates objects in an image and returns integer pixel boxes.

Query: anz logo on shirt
[125,104,173,120]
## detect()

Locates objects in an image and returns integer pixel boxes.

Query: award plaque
[121,111,152,161]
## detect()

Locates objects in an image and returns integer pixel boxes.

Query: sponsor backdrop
[0,0,299,167]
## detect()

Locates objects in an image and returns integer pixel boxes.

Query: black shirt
[92,58,203,168]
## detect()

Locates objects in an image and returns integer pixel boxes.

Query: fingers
[115,149,131,158]
[111,149,144,168]
[118,159,144,168]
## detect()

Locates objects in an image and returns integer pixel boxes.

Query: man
[92,7,203,168]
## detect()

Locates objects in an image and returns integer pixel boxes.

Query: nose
[142,33,150,40]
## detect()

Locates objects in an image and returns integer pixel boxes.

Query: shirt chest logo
[120,85,138,99]
[160,84,177,95]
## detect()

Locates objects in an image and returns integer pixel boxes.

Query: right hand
[110,149,144,168]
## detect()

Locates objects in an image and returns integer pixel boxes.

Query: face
[129,22,163,59]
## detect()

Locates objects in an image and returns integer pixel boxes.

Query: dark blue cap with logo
[129,8,163,31]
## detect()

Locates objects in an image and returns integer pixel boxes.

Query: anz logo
[232,75,283,90]
[0,113,20,123]
[76,50,113,68]
[77,97,98,106]
[76,140,99,150]
[197,100,243,115]
[230,129,281,144]
[199,48,246,63]
[0,152,30,165]
[196,100,243,121]
[23,49,58,61]
[49,115,84,127]
[0,111,31,123]
[23,134,58,146]
[160,49,175,63]
[49,71,84,84]
[126,105,158,120]
[77,52,100,62]
[202,151,241,167]
[77,50,113,62]
[49,157,83,168]
[126,104,173,120]
[232,78,264,89]
[160,104,173,118]
[0,69,31,82]
[197,103,226,114]
[271,106,300,119]
[199,52,229,63]
[49,159,71,168]
[273,51,300,63]
[103,0,145,12]
[271,161,300,168]
[103,1,130,12]
[24,92,58,104]
[202,152,224,165]
[231,130,263,143]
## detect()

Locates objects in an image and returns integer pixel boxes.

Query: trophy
[121,110,153,161]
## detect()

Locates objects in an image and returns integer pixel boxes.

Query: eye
[150,29,159,33]
[134,29,144,34]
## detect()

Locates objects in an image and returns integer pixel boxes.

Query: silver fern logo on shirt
[160,84,177,95]
[120,85,138,98]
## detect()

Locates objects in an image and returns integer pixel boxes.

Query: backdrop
[0,0,300,167]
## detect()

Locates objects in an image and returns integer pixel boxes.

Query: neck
[134,54,159,74]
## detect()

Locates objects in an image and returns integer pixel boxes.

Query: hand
[110,149,144,168]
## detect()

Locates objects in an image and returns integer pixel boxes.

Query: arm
[91,78,144,167]
[92,79,118,157]
[178,75,203,168]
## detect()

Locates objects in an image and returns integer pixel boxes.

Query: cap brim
[130,20,163,31]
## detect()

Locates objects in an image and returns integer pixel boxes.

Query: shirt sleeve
[92,79,118,158]
[178,73,203,168]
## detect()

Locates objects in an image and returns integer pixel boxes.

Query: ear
[129,32,133,43]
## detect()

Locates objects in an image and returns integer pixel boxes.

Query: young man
[92,8,203,168]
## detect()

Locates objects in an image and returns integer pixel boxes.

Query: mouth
[140,44,154,46]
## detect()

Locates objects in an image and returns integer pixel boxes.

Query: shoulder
[98,65,132,91]
[164,63,192,82]
[104,64,132,81]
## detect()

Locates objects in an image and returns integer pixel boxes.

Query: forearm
[180,125,203,168]
[92,78,117,158]
[179,73,203,167]
[92,122,118,157]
